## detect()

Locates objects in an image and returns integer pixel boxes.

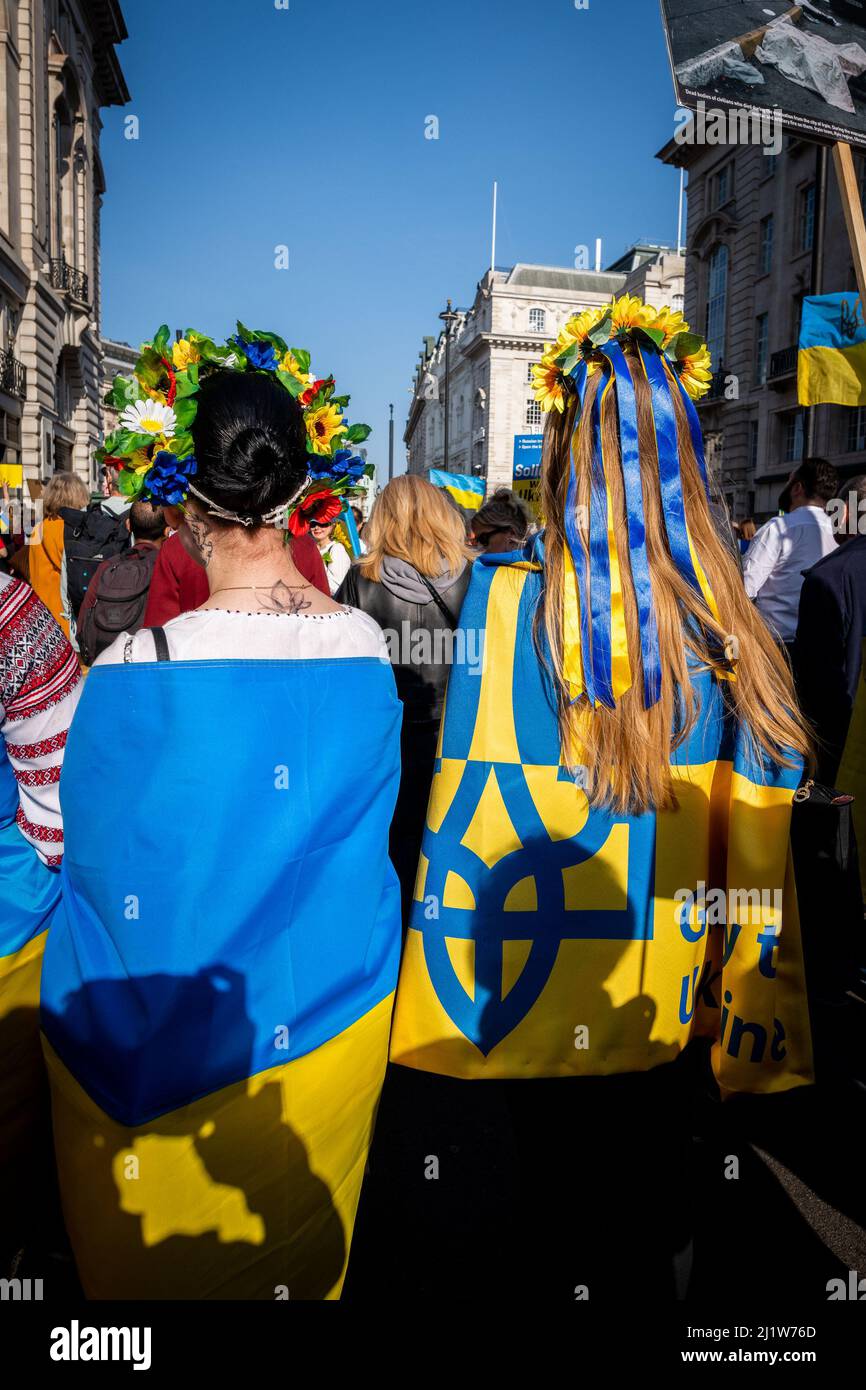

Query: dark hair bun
[191,370,309,521]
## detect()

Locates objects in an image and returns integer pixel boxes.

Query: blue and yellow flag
[390,550,813,1096]
[0,747,61,1223]
[41,655,402,1300]
[428,469,485,513]
[798,292,866,407]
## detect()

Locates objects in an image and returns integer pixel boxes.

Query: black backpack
[60,503,131,620]
[77,545,159,667]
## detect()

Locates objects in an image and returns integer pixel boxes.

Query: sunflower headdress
[96,322,373,526]
[529,294,726,712]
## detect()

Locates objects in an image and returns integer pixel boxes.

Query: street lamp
[388,403,395,482]
[439,298,460,472]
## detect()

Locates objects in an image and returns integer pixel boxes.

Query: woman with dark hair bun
[41,331,402,1301]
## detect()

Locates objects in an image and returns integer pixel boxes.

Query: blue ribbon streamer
[587,380,615,708]
[638,346,706,603]
[600,342,662,707]
[563,360,595,705]
[670,369,710,498]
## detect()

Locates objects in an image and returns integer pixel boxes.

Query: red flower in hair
[299,376,334,408]
[288,487,342,536]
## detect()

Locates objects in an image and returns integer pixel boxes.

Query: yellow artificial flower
[647,305,689,348]
[548,306,609,362]
[172,338,201,371]
[306,403,347,456]
[531,354,566,414]
[279,350,314,386]
[678,343,713,400]
[610,294,655,335]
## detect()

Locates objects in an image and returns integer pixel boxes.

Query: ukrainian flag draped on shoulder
[798,292,866,406]
[41,655,402,1300]
[390,548,813,1095]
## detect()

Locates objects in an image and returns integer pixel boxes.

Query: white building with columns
[405,249,685,495]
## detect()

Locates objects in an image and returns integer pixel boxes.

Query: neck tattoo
[208,579,314,615]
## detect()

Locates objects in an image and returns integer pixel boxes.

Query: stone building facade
[405,250,685,494]
[0,0,128,493]
[659,131,866,521]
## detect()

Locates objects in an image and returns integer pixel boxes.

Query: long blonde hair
[43,471,89,517]
[540,351,812,815]
[360,474,472,580]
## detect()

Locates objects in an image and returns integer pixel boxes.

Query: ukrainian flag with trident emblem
[390,547,814,1093]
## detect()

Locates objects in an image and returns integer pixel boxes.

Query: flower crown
[531,294,713,416]
[96,322,374,523]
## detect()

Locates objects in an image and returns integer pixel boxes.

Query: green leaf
[172,432,195,460]
[135,346,167,391]
[345,423,371,444]
[634,325,665,350]
[118,469,145,499]
[668,331,703,361]
[556,343,582,376]
[587,313,613,347]
[173,368,200,399]
[106,375,141,410]
[153,324,171,356]
[276,369,304,399]
[173,397,198,430]
[291,347,311,375]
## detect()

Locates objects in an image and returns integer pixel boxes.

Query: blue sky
[102,0,683,480]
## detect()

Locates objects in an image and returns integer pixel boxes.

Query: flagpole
[677,168,685,257]
[490,181,498,279]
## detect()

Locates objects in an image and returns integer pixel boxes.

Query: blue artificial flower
[233,336,278,372]
[144,450,198,506]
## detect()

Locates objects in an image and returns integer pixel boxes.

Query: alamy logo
[827,1272,866,1300]
[0,1277,43,1300]
[49,1320,152,1371]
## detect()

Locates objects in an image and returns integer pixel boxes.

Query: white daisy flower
[120,399,177,437]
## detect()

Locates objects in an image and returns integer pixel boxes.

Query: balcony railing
[49,257,90,304]
[697,366,728,403]
[768,345,798,383]
[0,347,26,401]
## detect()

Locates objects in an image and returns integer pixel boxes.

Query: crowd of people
[0,306,863,1302]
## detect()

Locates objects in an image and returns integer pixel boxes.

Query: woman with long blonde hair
[380,299,815,1298]
[338,473,473,920]
[28,472,89,638]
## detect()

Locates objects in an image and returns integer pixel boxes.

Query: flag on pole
[798,293,866,406]
[428,469,485,512]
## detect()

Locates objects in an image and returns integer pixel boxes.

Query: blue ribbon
[670,369,710,499]
[637,346,706,603]
[600,341,662,707]
[563,360,595,705]
[587,380,615,708]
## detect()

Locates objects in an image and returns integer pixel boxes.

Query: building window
[749,420,760,471]
[713,162,733,209]
[759,215,773,275]
[706,244,728,366]
[526,362,535,384]
[800,184,816,253]
[764,153,778,178]
[672,293,684,311]
[847,405,866,453]
[783,410,805,464]
[755,314,769,386]
[526,398,543,431]
[529,308,546,333]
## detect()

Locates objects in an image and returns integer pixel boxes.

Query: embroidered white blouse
[95,605,389,665]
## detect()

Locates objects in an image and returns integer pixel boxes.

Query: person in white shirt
[742,458,840,644]
[310,516,352,595]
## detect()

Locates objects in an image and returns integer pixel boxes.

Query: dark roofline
[86,0,130,107]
